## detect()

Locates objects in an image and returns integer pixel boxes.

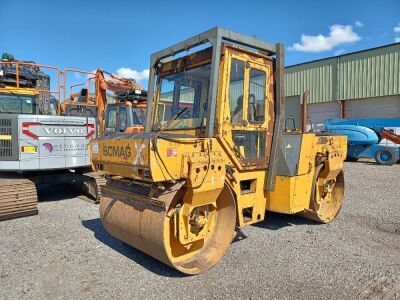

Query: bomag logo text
[102,145,132,159]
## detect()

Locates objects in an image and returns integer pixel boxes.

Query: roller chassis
[91,27,347,274]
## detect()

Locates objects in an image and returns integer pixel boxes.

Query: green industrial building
[285,42,400,129]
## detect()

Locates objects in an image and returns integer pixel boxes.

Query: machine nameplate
[102,145,132,159]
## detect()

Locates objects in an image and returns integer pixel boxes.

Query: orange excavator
[63,69,146,136]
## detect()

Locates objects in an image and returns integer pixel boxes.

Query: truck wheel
[374,147,398,165]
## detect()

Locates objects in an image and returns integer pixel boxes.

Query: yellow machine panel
[297,133,316,175]
[268,174,314,214]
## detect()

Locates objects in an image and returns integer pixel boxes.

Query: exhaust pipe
[302,90,309,133]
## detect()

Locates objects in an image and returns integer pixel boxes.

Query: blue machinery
[324,118,400,165]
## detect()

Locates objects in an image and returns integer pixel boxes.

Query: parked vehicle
[90,27,347,274]
[324,118,400,165]
[0,55,103,220]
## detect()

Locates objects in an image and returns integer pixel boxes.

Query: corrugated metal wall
[285,43,400,103]
[285,59,336,103]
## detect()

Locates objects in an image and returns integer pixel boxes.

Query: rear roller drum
[100,182,237,274]
[299,166,345,223]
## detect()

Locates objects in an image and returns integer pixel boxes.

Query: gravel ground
[0,161,399,299]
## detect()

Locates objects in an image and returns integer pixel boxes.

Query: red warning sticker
[166,148,177,157]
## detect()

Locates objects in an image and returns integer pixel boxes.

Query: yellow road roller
[90,27,347,274]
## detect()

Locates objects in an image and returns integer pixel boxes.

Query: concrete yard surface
[0,162,399,299]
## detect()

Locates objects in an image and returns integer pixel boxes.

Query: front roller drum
[100,182,237,274]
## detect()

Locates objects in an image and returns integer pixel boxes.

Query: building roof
[287,42,400,68]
